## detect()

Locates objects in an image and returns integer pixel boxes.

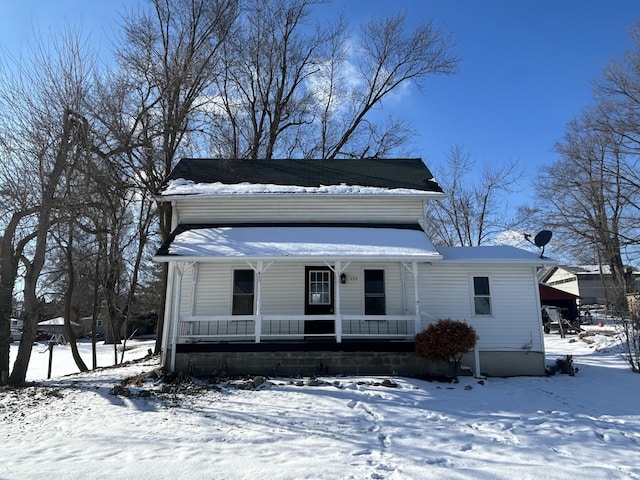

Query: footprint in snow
[426,457,452,467]
[352,449,371,456]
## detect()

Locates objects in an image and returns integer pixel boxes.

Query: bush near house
[415,319,478,378]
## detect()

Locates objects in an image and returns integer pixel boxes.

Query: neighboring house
[541,265,640,307]
[38,317,87,338]
[153,158,556,377]
[10,318,22,331]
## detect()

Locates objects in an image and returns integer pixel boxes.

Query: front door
[304,266,335,334]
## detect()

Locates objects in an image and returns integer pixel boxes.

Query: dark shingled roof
[159,158,443,194]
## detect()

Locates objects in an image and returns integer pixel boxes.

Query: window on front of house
[232,269,254,315]
[473,276,492,316]
[364,269,386,315]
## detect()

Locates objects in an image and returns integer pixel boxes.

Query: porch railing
[176,314,417,343]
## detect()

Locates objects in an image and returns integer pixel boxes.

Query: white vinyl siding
[421,263,543,352]
[192,265,231,315]
[179,262,412,318]
[175,196,425,225]
[544,269,580,297]
[260,264,306,315]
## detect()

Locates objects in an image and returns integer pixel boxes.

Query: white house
[153,158,555,377]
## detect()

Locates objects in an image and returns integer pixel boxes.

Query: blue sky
[0,0,638,209]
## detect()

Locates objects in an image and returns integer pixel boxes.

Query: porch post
[160,262,175,368]
[190,263,198,315]
[412,261,421,335]
[334,261,342,343]
[170,263,184,372]
[255,260,263,343]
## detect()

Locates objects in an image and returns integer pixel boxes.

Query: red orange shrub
[415,318,478,377]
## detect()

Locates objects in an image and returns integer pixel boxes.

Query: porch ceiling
[153,224,442,263]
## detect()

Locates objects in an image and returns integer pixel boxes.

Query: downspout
[474,344,482,378]
[170,263,184,372]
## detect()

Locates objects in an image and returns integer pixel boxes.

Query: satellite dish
[534,230,552,248]
[523,230,552,258]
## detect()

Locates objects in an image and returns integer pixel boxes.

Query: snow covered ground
[2,331,639,480]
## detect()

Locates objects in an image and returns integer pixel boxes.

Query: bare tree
[537,110,635,312]
[211,2,459,159]
[0,26,97,385]
[99,0,238,353]
[324,12,458,159]
[425,145,523,246]
[593,20,640,255]
[533,22,640,314]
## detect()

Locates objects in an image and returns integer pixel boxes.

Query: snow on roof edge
[158,179,442,197]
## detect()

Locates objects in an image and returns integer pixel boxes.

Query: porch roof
[153,224,442,262]
[436,246,557,265]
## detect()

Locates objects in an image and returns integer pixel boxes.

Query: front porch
[157,224,443,373]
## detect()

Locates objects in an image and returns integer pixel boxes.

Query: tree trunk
[0,244,17,385]
[9,109,75,386]
[9,270,39,385]
[63,221,88,372]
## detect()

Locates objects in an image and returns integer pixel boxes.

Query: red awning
[539,284,579,301]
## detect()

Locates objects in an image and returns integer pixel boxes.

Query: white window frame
[363,268,386,315]
[471,275,492,316]
[232,268,255,315]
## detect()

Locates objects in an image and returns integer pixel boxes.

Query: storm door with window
[304,266,335,334]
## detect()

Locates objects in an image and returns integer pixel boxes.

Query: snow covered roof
[158,158,444,197]
[38,317,82,327]
[552,265,640,276]
[154,225,442,262]
[436,246,557,265]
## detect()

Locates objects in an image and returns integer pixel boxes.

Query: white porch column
[334,261,342,343]
[160,262,175,368]
[412,261,421,335]
[190,263,199,315]
[170,263,184,372]
[170,200,179,231]
[255,260,263,343]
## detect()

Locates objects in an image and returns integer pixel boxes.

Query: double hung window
[364,270,386,315]
[473,276,491,316]
[232,269,254,315]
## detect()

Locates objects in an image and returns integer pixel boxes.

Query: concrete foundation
[171,342,546,378]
